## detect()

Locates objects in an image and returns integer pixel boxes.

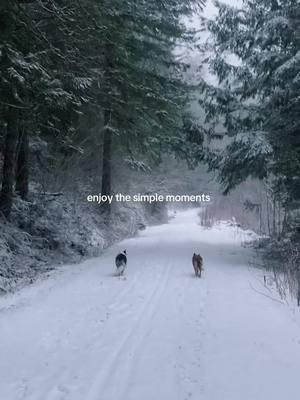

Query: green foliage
[0,0,207,216]
[200,0,300,207]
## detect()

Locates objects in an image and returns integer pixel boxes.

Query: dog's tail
[116,260,126,277]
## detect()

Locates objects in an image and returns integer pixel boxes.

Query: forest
[0,0,299,300]
[1,2,300,399]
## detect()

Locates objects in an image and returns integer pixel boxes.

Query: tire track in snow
[86,261,172,400]
[40,263,144,400]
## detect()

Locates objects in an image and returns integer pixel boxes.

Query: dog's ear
[124,249,127,254]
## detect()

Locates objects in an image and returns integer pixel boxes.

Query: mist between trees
[0,0,299,300]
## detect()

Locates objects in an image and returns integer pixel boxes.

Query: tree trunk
[16,128,29,200]
[273,198,276,238]
[101,108,112,213]
[0,108,19,218]
[101,41,113,215]
[277,198,281,240]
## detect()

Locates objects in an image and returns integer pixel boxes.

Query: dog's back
[115,253,127,267]
[115,250,127,275]
[192,253,203,277]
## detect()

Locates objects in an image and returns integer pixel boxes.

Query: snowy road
[1,209,300,400]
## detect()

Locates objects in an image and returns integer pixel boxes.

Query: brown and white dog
[192,253,203,278]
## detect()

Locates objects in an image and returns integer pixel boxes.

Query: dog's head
[123,249,127,255]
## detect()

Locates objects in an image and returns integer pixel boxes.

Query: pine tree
[85,0,206,213]
[197,0,300,297]
[0,0,206,218]
[0,1,94,217]
[199,0,299,214]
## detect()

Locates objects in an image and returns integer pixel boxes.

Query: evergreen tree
[0,1,90,216]
[90,0,206,213]
[199,0,299,226]
[0,0,206,218]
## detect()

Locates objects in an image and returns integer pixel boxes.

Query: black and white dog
[115,250,127,276]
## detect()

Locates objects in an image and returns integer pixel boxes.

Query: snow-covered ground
[1,209,300,400]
